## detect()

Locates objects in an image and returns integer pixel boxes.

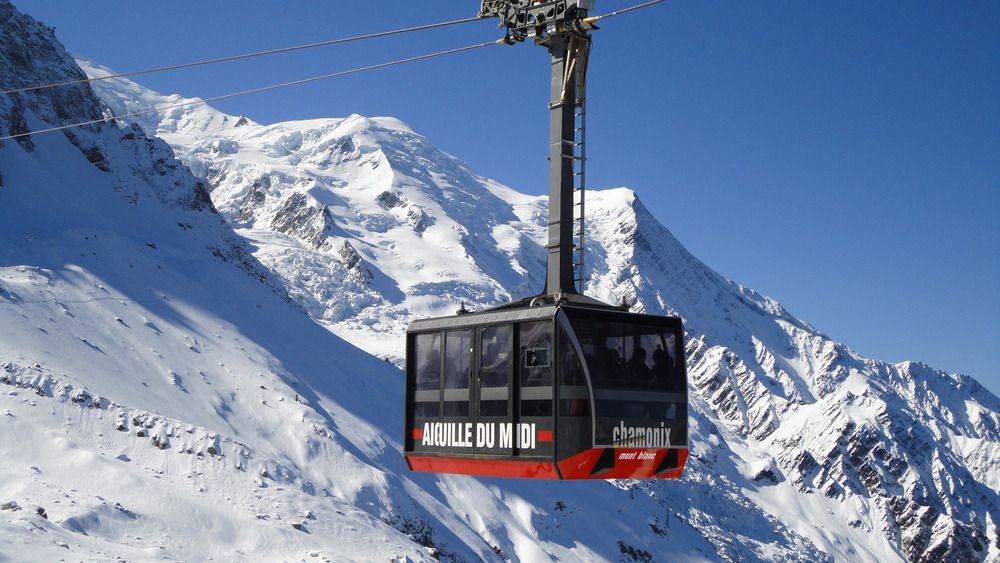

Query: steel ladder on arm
[571,38,591,294]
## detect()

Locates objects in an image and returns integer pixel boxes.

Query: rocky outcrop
[271,192,336,251]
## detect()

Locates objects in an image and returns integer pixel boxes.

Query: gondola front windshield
[565,309,688,449]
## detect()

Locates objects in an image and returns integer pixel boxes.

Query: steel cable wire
[0,15,485,96]
[0,40,502,142]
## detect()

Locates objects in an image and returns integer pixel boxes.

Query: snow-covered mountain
[81,58,549,362]
[81,51,1000,563]
[1,1,997,560]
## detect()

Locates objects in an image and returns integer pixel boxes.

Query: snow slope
[0,0,996,560]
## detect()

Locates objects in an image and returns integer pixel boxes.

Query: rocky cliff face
[612,194,1000,562]
[0,0,101,151]
[0,2,286,296]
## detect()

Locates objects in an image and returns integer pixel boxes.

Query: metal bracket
[480,0,595,41]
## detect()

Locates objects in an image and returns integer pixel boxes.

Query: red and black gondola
[404,296,688,479]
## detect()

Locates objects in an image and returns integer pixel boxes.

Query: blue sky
[14,1,1000,396]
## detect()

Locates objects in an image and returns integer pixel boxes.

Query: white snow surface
[0,2,997,560]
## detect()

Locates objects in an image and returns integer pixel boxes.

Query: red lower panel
[558,448,688,480]
[406,455,560,479]
[658,449,688,480]
[406,448,688,480]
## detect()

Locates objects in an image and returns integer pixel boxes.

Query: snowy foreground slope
[0,1,997,560]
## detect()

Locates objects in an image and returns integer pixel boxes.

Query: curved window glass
[480,325,511,417]
[588,322,677,392]
[415,332,442,391]
[413,332,442,419]
[481,325,511,388]
[443,330,472,417]
[558,324,590,417]
[565,309,687,448]
[519,321,553,417]
[444,330,472,389]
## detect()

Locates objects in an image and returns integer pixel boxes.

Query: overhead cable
[0,40,503,142]
[585,0,667,24]
[0,15,484,96]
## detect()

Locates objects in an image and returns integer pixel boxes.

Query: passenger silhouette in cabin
[629,346,653,385]
[602,344,624,386]
[446,344,470,389]
[652,343,676,390]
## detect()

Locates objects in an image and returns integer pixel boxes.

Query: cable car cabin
[403,301,688,480]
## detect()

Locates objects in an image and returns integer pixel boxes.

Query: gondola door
[475,324,514,456]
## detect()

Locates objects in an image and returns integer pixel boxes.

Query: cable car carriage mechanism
[404,0,688,480]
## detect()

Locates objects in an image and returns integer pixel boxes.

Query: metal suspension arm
[543,34,590,296]
[480,0,595,298]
